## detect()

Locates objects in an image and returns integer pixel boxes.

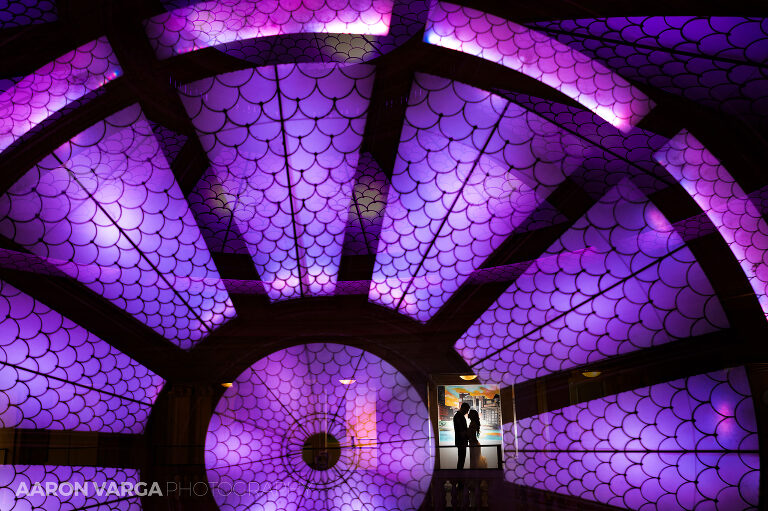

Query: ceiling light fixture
[221,382,233,388]
[459,375,477,381]
[339,379,356,385]
[581,371,602,378]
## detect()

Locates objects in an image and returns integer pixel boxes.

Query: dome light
[581,371,601,378]
[339,379,356,385]
[459,375,477,381]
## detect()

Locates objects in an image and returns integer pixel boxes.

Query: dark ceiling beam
[0,78,134,197]
[425,177,595,346]
[186,295,469,387]
[450,0,768,23]
[0,0,162,77]
[103,1,212,196]
[338,35,421,281]
[648,184,768,341]
[2,428,146,468]
[339,40,585,281]
[0,238,186,381]
[0,22,95,78]
[506,328,758,422]
[639,86,768,195]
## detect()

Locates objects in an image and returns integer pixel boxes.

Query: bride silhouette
[467,409,487,469]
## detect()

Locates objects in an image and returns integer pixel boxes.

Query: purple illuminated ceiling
[0,0,56,28]
[527,17,768,129]
[0,279,164,434]
[183,63,375,300]
[0,37,121,154]
[423,2,654,132]
[0,105,236,350]
[0,466,142,510]
[369,73,574,320]
[506,367,759,510]
[145,0,394,59]
[656,130,768,321]
[205,343,433,511]
[456,179,728,385]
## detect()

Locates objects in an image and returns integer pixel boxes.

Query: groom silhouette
[453,402,471,469]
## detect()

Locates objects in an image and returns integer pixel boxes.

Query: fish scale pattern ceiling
[0,1,765,510]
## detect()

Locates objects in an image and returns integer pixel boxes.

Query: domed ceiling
[0,1,766,510]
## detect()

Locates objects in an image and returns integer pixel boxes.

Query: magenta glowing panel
[0,0,57,28]
[369,73,576,322]
[423,2,653,132]
[145,0,394,59]
[456,180,728,386]
[0,466,141,510]
[0,105,236,350]
[655,130,768,321]
[205,343,433,511]
[183,63,375,300]
[0,280,164,434]
[505,367,760,510]
[343,153,389,256]
[0,37,121,154]
[528,17,768,128]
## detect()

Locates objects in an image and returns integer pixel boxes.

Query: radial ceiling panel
[656,130,768,321]
[183,63,375,300]
[423,2,654,132]
[527,17,768,130]
[0,37,122,155]
[205,343,433,511]
[0,105,236,350]
[145,0,394,59]
[0,280,164,434]
[456,179,728,385]
[506,366,759,510]
[369,73,583,322]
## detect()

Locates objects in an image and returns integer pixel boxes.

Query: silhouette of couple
[452,402,487,469]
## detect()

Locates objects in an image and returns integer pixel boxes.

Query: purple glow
[183,64,375,300]
[528,17,768,128]
[505,367,760,510]
[0,466,141,510]
[369,74,576,321]
[423,2,653,132]
[0,280,164,433]
[205,343,433,511]
[0,105,236,350]
[145,0,394,59]
[656,130,768,321]
[0,0,57,28]
[0,37,122,154]
[456,180,728,385]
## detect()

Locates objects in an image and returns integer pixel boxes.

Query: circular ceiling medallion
[204,343,434,510]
